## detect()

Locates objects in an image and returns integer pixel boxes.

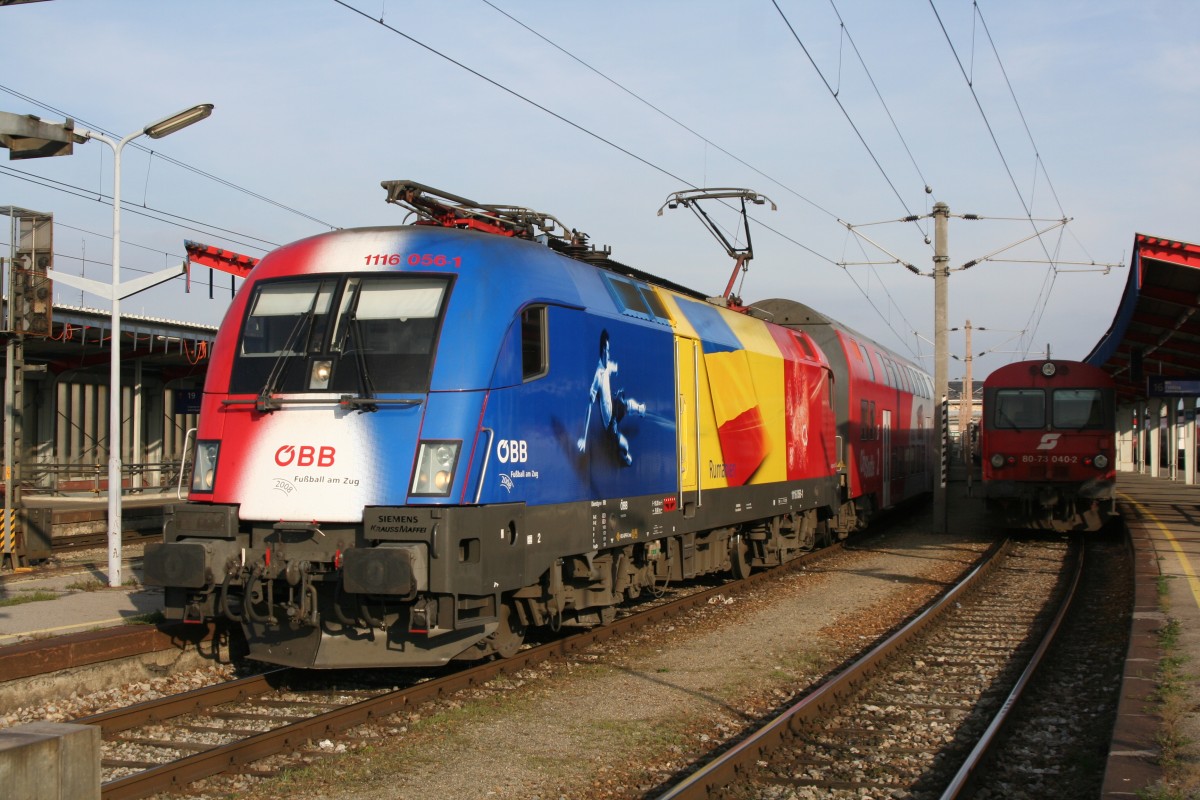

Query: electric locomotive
[144,181,930,669]
[979,359,1116,531]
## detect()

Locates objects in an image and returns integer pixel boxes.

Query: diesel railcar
[144,181,932,669]
[980,359,1116,531]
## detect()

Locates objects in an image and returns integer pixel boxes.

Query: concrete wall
[0,721,99,799]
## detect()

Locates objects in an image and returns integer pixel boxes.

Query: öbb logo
[1036,433,1062,451]
[496,439,528,464]
[274,445,336,467]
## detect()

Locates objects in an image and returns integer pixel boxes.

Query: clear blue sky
[3,0,1196,380]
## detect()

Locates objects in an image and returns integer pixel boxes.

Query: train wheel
[491,603,526,659]
[730,533,751,580]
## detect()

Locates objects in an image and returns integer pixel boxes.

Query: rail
[88,541,856,799]
[655,537,1082,799]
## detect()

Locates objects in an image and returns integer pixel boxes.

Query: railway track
[80,539,863,799]
[0,530,160,587]
[656,537,1080,800]
[51,529,161,555]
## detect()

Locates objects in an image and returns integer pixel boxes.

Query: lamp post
[35,105,213,586]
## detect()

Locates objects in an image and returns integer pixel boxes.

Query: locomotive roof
[985,359,1115,387]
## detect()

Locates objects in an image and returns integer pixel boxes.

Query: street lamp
[2,105,213,587]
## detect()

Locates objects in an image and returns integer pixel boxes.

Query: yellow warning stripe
[1120,492,1200,612]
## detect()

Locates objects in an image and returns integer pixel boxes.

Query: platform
[1105,471,1200,797]
[0,561,161,646]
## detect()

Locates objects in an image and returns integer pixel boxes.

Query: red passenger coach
[754,299,935,531]
[980,359,1116,531]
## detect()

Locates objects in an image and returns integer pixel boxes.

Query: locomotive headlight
[309,359,333,390]
[191,441,221,493]
[1093,453,1109,469]
[990,453,1006,469]
[411,440,460,497]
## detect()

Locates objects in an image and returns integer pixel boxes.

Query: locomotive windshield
[1052,388,1109,429]
[992,387,1111,430]
[992,389,1045,429]
[230,274,450,396]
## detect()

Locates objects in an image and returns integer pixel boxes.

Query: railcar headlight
[990,453,1006,469]
[411,440,460,497]
[1093,453,1109,469]
[191,441,220,493]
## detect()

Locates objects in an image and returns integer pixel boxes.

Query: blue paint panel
[419,230,583,392]
[476,307,677,505]
[357,401,426,503]
[675,297,740,354]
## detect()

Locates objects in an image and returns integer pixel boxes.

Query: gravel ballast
[234,525,993,800]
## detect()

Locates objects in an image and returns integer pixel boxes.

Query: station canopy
[1085,234,1200,403]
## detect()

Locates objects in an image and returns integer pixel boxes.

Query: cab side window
[521,305,548,381]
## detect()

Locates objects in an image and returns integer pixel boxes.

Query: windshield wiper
[257,306,316,412]
[343,318,379,413]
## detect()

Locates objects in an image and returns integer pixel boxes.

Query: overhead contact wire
[480,0,841,223]
[472,0,922,352]
[770,0,922,229]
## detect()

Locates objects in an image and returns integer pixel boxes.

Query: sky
[2,0,1198,382]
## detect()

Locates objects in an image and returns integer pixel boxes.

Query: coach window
[994,389,1045,429]
[521,305,548,381]
[858,344,875,381]
[861,399,870,438]
[1053,388,1108,429]
[793,332,815,359]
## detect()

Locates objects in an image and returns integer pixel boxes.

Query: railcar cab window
[231,275,450,395]
[993,389,1045,429]
[1053,388,1109,429]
